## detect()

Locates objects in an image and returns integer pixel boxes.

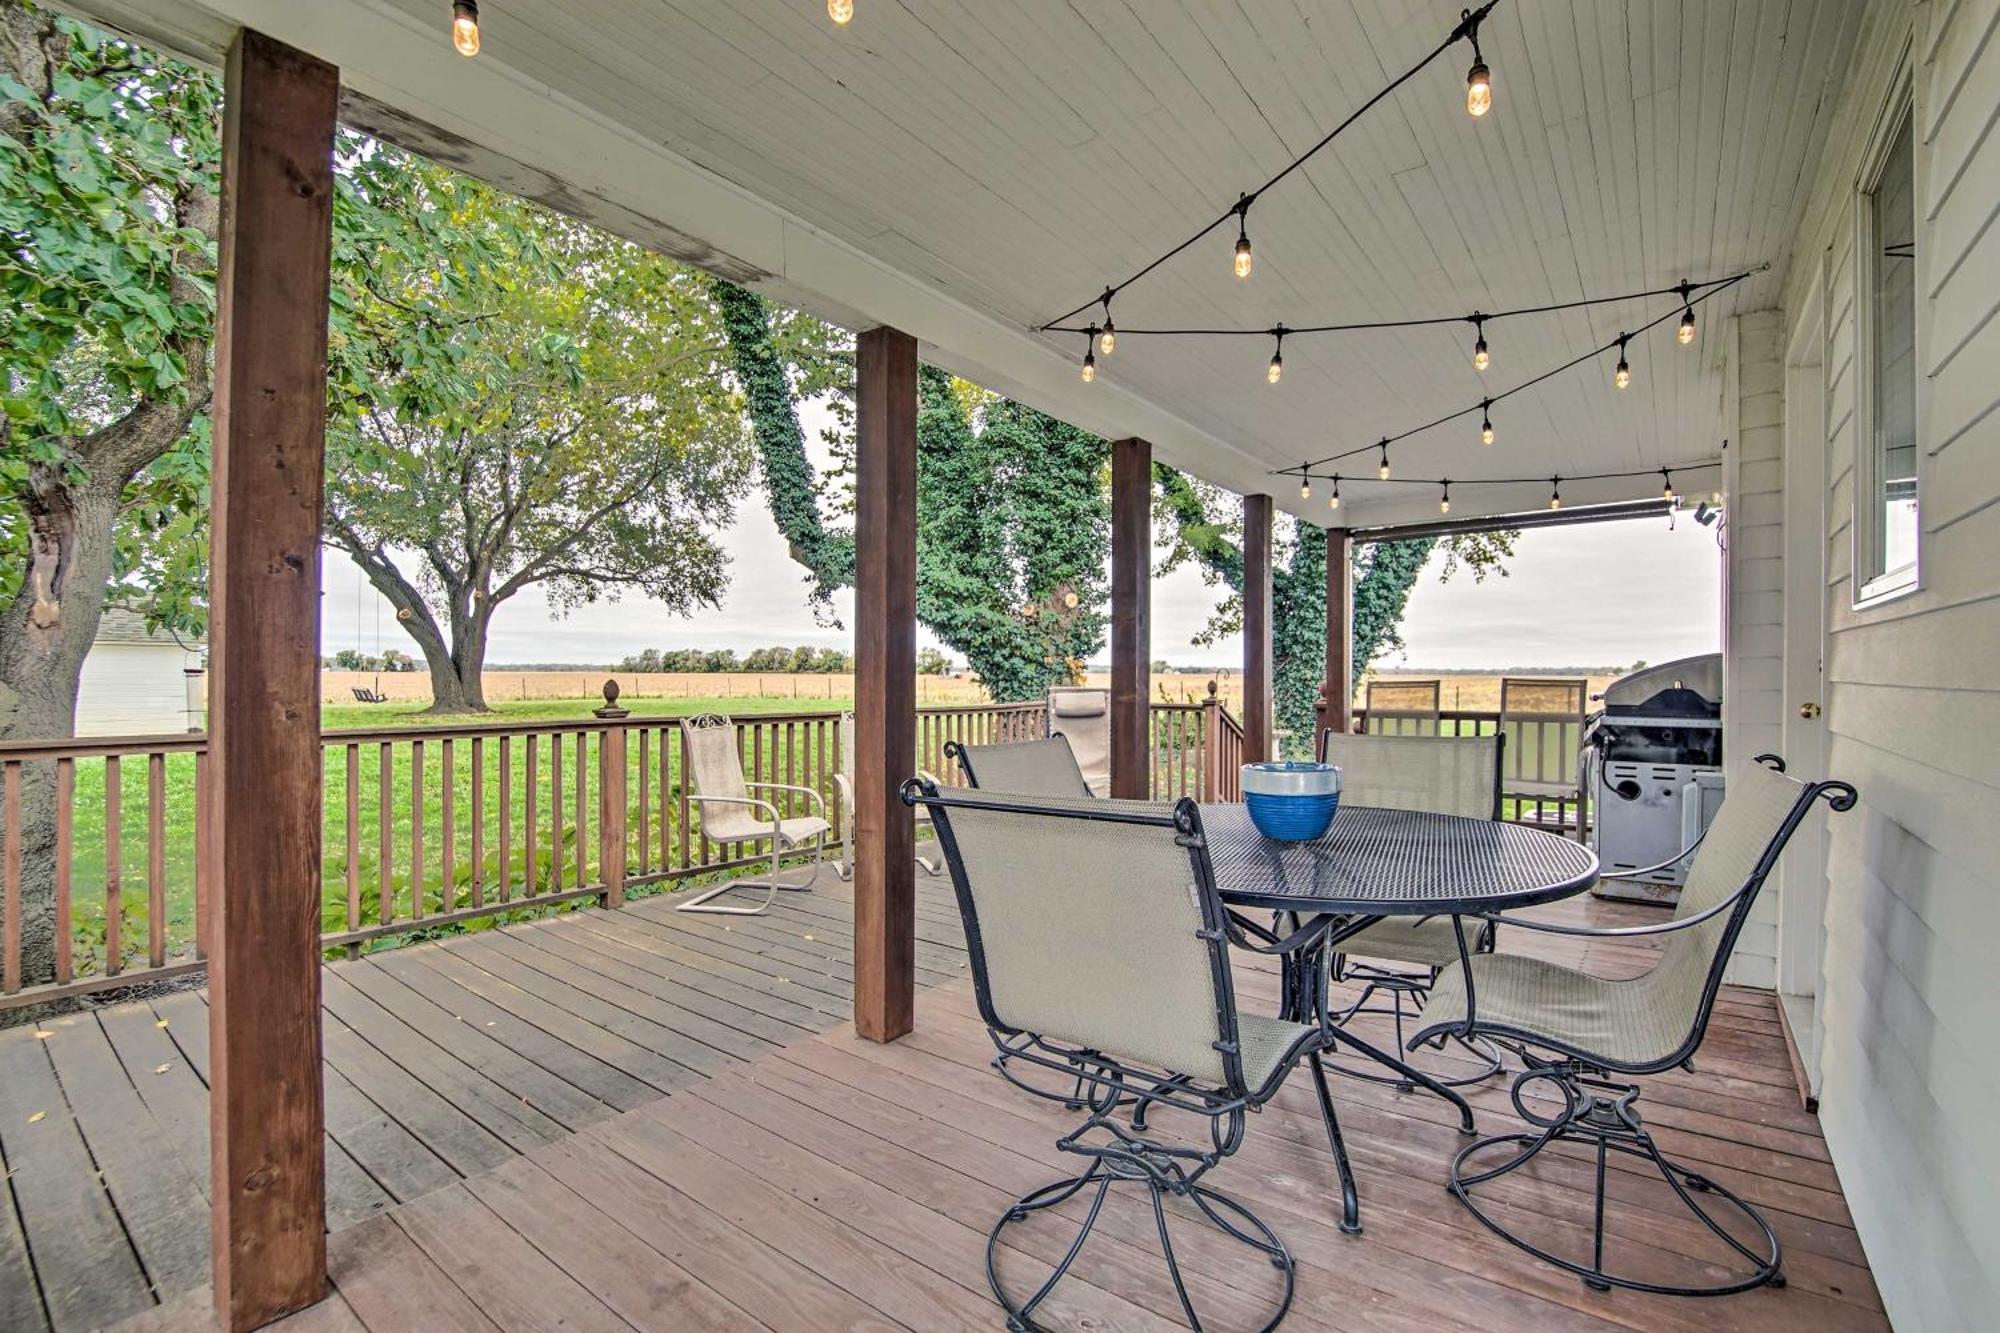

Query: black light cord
[1035,1,1500,331]
[1283,271,1753,476]
[1294,458,1721,490]
[1041,271,1747,339]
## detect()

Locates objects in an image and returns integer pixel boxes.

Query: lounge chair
[673,714,829,915]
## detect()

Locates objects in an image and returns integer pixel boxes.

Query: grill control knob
[1799,702,1822,720]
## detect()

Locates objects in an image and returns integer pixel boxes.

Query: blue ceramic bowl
[1241,762,1342,841]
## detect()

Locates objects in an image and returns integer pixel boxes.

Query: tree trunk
[0,477,123,987]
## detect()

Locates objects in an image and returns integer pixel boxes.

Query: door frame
[1777,264,1831,1092]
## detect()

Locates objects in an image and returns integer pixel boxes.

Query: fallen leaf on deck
[32,1030,52,1040]
[27,1111,46,1124]
[154,1063,172,1074]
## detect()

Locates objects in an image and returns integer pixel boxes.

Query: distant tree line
[326,648,420,672]
[616,645,897,675]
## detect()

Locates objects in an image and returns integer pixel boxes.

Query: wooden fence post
[1200,684,1223,801]
[595,685,629,910]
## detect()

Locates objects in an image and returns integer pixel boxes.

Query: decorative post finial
[593,678,630,719]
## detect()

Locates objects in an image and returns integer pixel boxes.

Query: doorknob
[1799,701,1822,720]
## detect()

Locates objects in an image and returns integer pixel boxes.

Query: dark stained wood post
[1110,439,1152,798]
[1242,494,1274,763]
[205,29,338,1331]
[853,327,918,1043]
[1324,526,1353,737]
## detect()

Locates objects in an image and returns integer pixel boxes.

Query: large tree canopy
[711,281,1107,701]
[323,145,750,712]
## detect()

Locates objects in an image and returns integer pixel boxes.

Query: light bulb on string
[1329,475,1342,511]
[1613,335,1632,390]
[828,0,853,25]
[1661,469,1677,503]
[451,1,480,56]
[1267,326,1286,384]
[1098,291,1116,355]
[1377,440,1391,481]
[1300,466,1311,502]
[1480,400,1494,446]
[1678,306,1696,344]
[1463,9,1492,117]
[1549,477,1563,510]
[1471,314,1490,372]
[1232,194,1254,279]
[1439,481,1452,515]
[1080,330,1097,383]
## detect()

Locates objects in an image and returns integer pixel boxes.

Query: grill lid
[1596,653,1721,718]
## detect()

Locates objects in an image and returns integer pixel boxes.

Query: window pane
[1871,115,1917,577]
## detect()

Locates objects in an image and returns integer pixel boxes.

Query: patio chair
[1310,731,1506,1089]
[829,711,941,881]
[905,781,1364,1329]
[944,734,1093,798]
[1362,677,1441,735]
[1411,754,1857,1296]
[1047,685,1112,796]
[673,714,830,915]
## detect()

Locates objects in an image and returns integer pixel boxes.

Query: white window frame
[1850,53,1920,609]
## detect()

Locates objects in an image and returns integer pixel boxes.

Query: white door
[1777,278,1831,1095]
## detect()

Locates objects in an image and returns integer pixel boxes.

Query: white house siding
[1722,311,1789,989]
[1781,0,2000,1326]
[75,642,200,737]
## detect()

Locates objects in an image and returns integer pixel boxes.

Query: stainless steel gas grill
[1582,654,1724,905]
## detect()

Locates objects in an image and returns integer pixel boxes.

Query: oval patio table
[1199,801,1600,1132]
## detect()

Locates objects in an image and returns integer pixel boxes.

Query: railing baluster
[470,737,484,910]
[194,750,207,959]
[345,745,360,936]
[3,761,20,994]
[147,753,166,969]
[410,739,425,920]
[378,742,394,925]
[637,727,650,877]
[574,731,588,889]
[55,758,73,984]
[549,733,563,893]
[525,734,539,898]
[499,735,512,903]
[104,755,121,975]
[440,738,455,912]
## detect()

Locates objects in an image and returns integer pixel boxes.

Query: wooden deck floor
[2,868,1885,1332]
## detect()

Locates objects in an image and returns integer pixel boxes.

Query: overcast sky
[320,479,1721,673]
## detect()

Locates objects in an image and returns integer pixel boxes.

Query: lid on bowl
[1240,761,1341,796]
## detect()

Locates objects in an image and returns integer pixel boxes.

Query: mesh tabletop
[1200,802,1599,916]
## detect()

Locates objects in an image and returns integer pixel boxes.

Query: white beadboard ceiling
[72,0,1869,524]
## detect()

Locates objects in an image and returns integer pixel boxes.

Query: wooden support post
[1324,526,1353,740]
[1110,439,1152,798]
[205,29,337,1332]
[1242,494,1274,763]
[853,327,917,1043]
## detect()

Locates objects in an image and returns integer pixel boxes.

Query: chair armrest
[830,772,854,810]
[1474,879,1754,939]
[916,768,945,787]
[745,781,828,818]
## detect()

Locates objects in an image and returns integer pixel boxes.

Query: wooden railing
[1348,706,1590,835]
[0,700,1046,1010]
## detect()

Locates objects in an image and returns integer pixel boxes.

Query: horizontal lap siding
[1787,1,2000,1326]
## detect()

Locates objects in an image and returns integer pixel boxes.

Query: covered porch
[10,0,1957,1329]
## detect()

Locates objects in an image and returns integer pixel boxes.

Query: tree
[916,647,951,676]
[712,280,1110,702]
[321,146,750,712]
[1151,467,1514,751]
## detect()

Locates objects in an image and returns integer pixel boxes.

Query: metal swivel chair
[907,781,1365,1331]
[1411,754,1856,1296]
[946,734,1095,798]
[1312,729,1507,1088]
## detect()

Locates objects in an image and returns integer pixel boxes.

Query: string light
[1613,334,1632,390]
[1439,480,1452,514]
[827,0,854,25]
[1300,464,1311,501]
[1678,306,1697,344]
[1081,329,1097,383]
[1463,8,1493,117]
[1377,440,1392,480]
[1661,468,1676,502]
[1329,475,1342,511]
[1471,314,1490,371]
[1549,477,1563,510]
[1233,195,1255,279]
[1098,291,1116,355]
[1480,400,1495,446]
[1267,326,1286,384]
[450,1,480,56]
